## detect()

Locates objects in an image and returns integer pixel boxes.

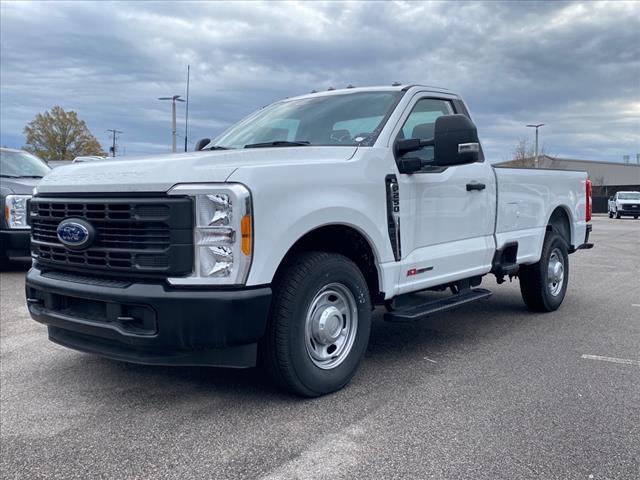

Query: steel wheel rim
[547,248,565,297]
[304,283,358,370]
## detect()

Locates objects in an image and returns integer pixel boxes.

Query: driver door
[392,96,496,294]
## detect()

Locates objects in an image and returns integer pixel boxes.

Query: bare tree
[510,138,554,168]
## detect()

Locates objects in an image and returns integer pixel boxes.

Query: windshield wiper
[0,174,20,178]
[244,140,310,148]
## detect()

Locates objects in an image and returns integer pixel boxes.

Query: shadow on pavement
[1,257,31,272]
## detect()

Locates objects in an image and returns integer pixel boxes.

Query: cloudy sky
[1,0,639,162]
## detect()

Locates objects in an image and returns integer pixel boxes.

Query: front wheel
[616,210,621,219]
[519,231,569,312]
[262,251,372,397]
[608,210,613,218]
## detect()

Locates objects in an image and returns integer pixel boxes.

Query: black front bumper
[619,207,640,216]
[25,268,272,368]
[0,229,31,259]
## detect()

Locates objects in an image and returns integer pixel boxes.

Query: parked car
[0,148,50,268]
[25,85,593,396]
[608,191,640,219]
[47,160,74,169]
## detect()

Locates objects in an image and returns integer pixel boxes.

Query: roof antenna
[346,84,355,89]
[310,90,317,93]
[327,86,335,91]
[392,82,402,86]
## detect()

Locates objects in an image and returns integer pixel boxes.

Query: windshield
[0,150,50,178]
[618,192,640,200]
[210,91,403,149]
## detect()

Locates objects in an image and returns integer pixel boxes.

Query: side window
[401,98,453,140]
[397,98,453,162]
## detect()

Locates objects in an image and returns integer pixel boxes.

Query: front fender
[228,161,395,287]
[249,205,392,287]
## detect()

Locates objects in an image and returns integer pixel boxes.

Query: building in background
[496,156,640,213]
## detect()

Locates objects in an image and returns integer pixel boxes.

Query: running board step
[384,288,492,323]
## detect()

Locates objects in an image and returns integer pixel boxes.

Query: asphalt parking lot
[1,215,638,480]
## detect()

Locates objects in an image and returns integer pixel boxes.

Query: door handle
[466,182,486,191]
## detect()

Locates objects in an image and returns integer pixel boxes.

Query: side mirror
[195,138,211,151]
[432,114,480,166]
[394,138,435,174]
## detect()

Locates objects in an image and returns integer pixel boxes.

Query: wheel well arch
[274,224,383,304]
[546,205,572,246]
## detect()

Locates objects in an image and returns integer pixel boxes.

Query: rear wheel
[608,210,613,218]
[262,251,372,397]
[634,216,638,219]
[519,231,569,312]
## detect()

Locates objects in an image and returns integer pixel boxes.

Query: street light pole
[184,65,190,153]
[526,123,545,167]
[158,95,186,153]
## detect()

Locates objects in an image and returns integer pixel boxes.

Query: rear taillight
[586,179,592,222]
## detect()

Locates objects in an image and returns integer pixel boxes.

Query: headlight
[4,194,31,229]
[167,184,253,285]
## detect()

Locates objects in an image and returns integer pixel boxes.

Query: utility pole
[106,129,122,157]
[158,95,185,153]
[526,123,545,167]
[184,65,190,152]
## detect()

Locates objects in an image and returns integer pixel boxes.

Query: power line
[106,129,123,157]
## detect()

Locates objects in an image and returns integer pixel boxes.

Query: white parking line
[581,354,640,366]
[632,304,640,307]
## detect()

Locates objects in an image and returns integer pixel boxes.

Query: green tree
[23,106,105,160]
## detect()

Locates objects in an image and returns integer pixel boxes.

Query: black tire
[518,231,569,312]
[616,210,621,219]
[608,211,613,218]
[262,251,372,397]
[634,216,638,220]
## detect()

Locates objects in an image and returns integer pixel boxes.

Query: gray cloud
[1,0,638,161]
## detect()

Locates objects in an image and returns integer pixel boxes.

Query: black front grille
[30,196,193,277]
[32,219,171,249]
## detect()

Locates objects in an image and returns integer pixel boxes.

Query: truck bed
[493,166,589,265]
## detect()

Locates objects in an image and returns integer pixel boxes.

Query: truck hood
[36,146,357,194]
[617,199,640,205]
[1,177,42,196]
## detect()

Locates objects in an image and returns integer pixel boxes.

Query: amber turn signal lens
[241,214,252,255]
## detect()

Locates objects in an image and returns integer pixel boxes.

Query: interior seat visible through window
[411,123,435,140]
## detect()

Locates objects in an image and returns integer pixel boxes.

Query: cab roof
[286,84,456,102]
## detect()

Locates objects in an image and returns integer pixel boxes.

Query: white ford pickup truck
[26,85,593,396]
[607,191,640,219]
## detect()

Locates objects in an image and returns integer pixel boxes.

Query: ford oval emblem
[56,219,94,249]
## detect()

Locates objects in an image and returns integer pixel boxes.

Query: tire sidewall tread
[263,251,372,397]
[519,231,569,312]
